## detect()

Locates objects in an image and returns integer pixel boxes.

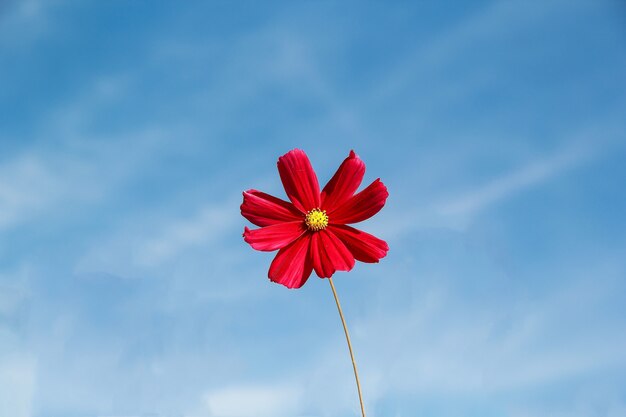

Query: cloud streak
[0,354,36,417]
[437,141,596,218]
[203,384,303,417]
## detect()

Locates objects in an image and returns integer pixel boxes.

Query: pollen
[305,208,329,231]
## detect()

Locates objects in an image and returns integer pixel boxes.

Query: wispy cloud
[0,0,57,48]
[0,154,61,230]
[0,127,170,232]
[0,354,36,417]
[364,257,626,395]
[370,133,618,240]
[202,384,303,417]
[134,201,239,267]
[73,197,237,278]
[437,140,596,218]
[370,1,563,102]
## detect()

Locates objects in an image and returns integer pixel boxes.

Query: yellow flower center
[305,208,329,231]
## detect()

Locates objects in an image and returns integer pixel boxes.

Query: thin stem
[328,277,366,417]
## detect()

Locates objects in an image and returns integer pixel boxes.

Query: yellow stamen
[305,208,328,231]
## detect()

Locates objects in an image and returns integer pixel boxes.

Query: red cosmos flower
[241,149,389,289]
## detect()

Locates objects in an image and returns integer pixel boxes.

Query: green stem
[328,277,366,417]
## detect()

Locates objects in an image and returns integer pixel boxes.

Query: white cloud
[203,384,302,417]
[0,354,37,417]
[0,127,169,232]
[0,0,57,48]
[74,194,240,276]
[351,260,626,398]
[0,154,65,230]
[369,136,610,239]
[437,141,594,218]
[0,65,174,233]
[0,268,30,316]
[135,199,240,268]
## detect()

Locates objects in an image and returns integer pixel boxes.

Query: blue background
[1,1,625,416]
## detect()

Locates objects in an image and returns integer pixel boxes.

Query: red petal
[328,179,389,224]
[243,222,306,251]
[241,190,303,227]
[329,224,389,263]
[310,229,355,278]
[277,149,320,213]
[268,235,313,289]
[320,150,365,211]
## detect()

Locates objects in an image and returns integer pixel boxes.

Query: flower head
[241,149,389,289]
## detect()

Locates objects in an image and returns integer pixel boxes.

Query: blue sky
[1,1,626,416]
